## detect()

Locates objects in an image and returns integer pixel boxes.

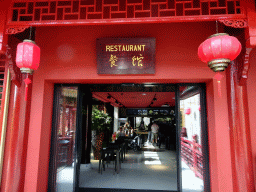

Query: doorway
[48,83,209,192]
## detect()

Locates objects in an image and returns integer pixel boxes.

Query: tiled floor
[79,142,178,190]
[181,161,204,192]
[56,142,203,192]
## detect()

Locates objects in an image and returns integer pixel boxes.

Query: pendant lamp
[16,39,40,74]
[15,27,41,101]
[198,21,242,72]
[198,33,241,72]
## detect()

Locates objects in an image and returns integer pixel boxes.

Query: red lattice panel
[9,0,243,24]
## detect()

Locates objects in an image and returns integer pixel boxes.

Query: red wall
[247,48,256,186]
[24,22,233,192]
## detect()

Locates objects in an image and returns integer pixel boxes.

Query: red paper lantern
[16,39,40,74]
[198,33,241,72]
[185,108,191,115]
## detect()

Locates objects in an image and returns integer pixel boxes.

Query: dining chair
[99,148,117,174]
[120,142,126,163]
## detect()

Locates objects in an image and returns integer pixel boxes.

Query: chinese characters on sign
[132,54,144,67]
[97,38,155,74]
[109,54,118,67]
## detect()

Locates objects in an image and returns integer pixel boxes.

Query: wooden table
[136,131,148,135]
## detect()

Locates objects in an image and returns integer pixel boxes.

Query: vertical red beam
[1,73,33,192]
[226,62,255,192]
[0,0,11,54]
[0,0,11,144]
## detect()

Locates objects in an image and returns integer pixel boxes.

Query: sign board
[96,38,155,74]
[126,108,175,117]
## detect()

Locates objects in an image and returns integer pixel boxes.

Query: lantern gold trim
[208,58,231,72]
[20,67,34,74]
[23,39,36,44]
[208,33,229,39]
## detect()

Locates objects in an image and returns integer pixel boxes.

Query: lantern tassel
[24,76,32,101]
[217,81,222,97]
[214,72,223,98]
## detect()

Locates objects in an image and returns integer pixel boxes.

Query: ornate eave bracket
[219,17,255,86]
[6,26,30,35]
[6,45,21,87]
[219,19,248,28]
[241,12,256,86]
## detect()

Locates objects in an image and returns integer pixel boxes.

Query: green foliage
[91,106,112,134]
[154,117,174,122]
[64,96,77,106]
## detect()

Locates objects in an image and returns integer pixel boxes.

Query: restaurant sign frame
[96,38,155,75]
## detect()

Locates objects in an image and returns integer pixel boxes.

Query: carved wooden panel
[9,0,243,24]
[0,53,6,113]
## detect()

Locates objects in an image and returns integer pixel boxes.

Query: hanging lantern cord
[216,20,218,34]
[29,26,32,40]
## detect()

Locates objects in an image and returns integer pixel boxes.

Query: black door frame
[48,84,82,192]
[177,83,211,192]
[49,83,210,192]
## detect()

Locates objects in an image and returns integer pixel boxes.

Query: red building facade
[0,0,256,192]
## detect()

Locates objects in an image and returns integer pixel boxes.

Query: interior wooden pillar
[81,86,92,164]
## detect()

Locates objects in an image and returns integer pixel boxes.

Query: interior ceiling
[92,92,175,108]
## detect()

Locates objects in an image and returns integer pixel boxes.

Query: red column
[226,62,255,192]
[1,73,33,192]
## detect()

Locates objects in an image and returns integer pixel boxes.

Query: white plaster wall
[182,94,201,144]
[113,107,119,133]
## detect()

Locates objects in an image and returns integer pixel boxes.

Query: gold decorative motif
[219,19,248,28]
[241,48,252,78]
[6,26,30,34]
[238,47,253,85]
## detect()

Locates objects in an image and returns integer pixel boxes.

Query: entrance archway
[49,83,209,192]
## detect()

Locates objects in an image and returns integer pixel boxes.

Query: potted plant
[91,105,112,159]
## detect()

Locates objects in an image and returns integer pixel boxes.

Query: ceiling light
[143,84,156,87]
[121,83,135,86]
[143,83,157,87]
[162,103,170,107]
[142,93,146,96]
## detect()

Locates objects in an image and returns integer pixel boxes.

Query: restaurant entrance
[48,83,209,192]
